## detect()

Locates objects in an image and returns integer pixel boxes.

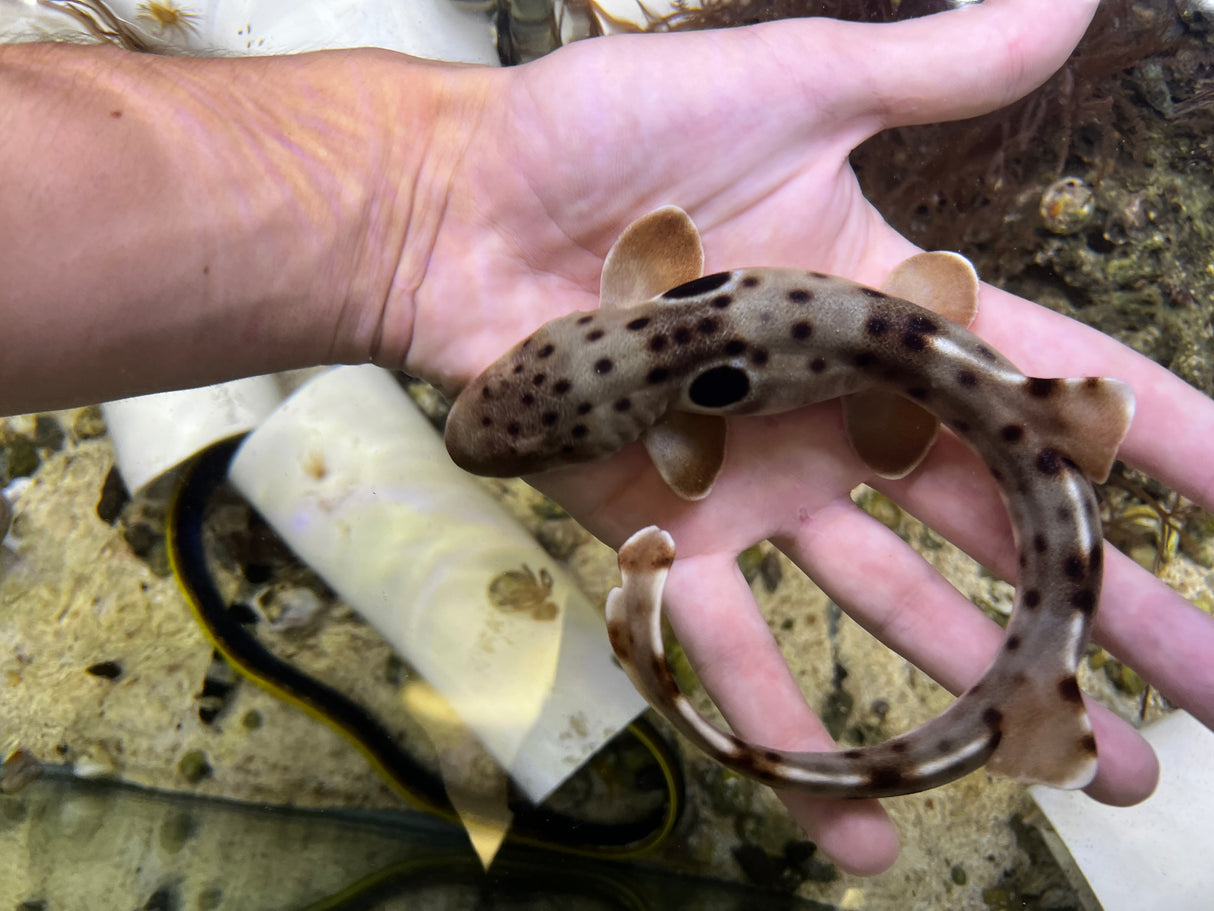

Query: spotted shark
[444,207,1135,798]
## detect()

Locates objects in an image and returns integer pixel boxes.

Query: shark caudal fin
[844,251,980,479]
[1031,377,1136,483]
[601,207,728,500]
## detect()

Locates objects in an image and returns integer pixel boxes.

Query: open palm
[402,0,1214,874]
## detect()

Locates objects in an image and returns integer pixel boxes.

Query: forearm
[0,42,487,414]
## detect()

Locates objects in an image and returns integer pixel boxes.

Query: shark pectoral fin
[841,252,977,479]
[600,206,706,310]
[882,250,979,328]
[642,412,726,500]
[843,390,940,479]
[1041,377,1137,483]
[984,676,1098,789]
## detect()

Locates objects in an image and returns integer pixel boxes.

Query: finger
[661,553,900,874]
[873,431,1214,732]
[774,496,1161,804]
[821,0,1099,130]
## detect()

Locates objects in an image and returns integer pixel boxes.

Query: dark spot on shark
[1089,547,1103,574]
[614,398,631,412]
[481,385,494,400]
[866,315,890,336]
[1001,424,1024,443]
[538,344,555,359]
[662,271,731,298]
[976,345,998,362]
[571,425,588,439]
[506,423,521,437]
[902,332,928,351]
[723,339,747,357]
[1081,734,1098,754]
[521,393,535,406]
[689,366,751,408]
[698,317,721,335]
[552,379,572,395]
[843,749,863,760]
[1034,534,1048,553]
[936,739,953,754]
[854,352,877,368]
[1024,589,1041,608]
[1036,447,1063,475]
[908,315,938,334]
[957,369,978,387]
[810,357,827,373]
[532,373,546,386]
[1058,676,1083,704]
[576,315,594,325]
[673,327,693,345]
[868,766,906,792]
[791,321,813,340]
[1006,635,1021,651]
[788,289,813,305]
[481,417,492,427]
[890,740,909,754]
[1071,589,1097,615]
[750,348,769,367]
[1064,555,1086,580]
[990,467,1004,482]
[711,294,734,309]
[586,329,605,342]
[626,317,651,331]
[512,363,525,374]
[541,412,558,426]
[577,402,592,415]
[1027,378,1058,397]
[741,276,760,288]
[649,334,669,353]
[594,358,613,375]
[982,707,1003,730]
[648,367,670,384]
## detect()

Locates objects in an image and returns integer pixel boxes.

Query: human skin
[3,0,1212,876]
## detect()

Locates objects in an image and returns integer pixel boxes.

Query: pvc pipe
[228,365,647,803]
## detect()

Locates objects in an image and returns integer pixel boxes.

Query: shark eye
[688,366,750,408]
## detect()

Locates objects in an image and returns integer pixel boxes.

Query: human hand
[402,0,1214,875]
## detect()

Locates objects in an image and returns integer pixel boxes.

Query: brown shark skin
[444,261,1134,797]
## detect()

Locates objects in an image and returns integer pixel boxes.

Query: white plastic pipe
[228,365,647,802]
[103,376,283,494]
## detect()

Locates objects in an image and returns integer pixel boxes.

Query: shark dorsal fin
[844,252,980,479]
[600,206,705,310]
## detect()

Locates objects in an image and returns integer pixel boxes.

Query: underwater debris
[136,0,198,37]
[1039,177,1096,235]
[1101,463,1210,574]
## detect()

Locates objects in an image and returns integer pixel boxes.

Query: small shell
[1040,177,1095,235]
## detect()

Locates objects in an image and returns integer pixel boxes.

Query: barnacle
[487,564,559,621]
